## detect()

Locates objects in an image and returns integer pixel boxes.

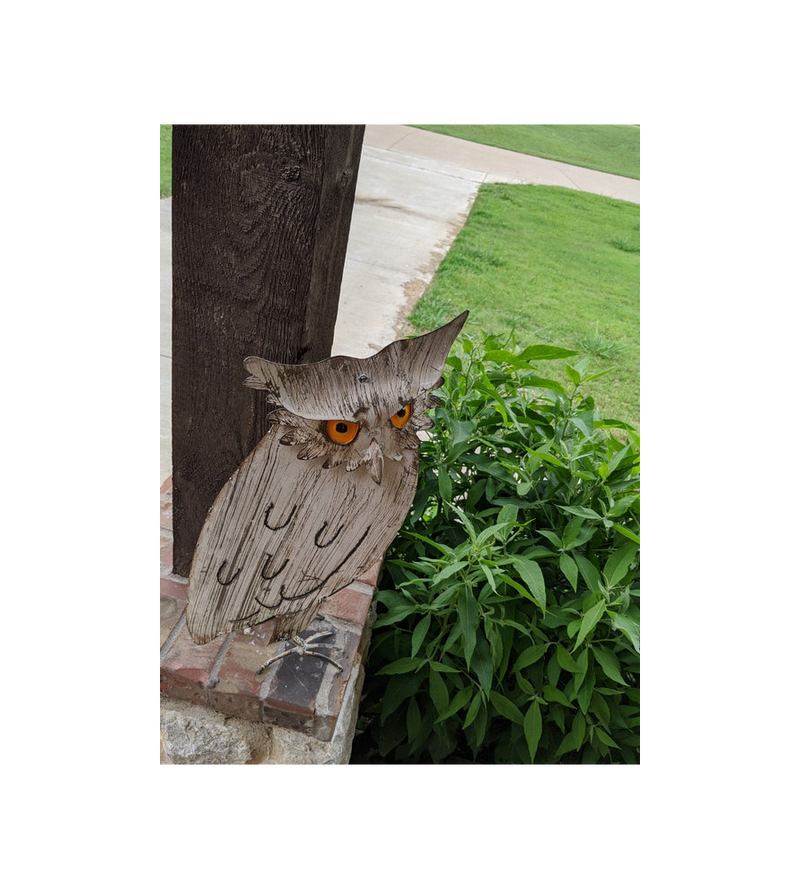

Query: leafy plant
[575,323,624,360]
[351,332,640,764]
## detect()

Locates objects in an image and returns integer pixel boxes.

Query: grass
[413,124,640,180]
[406,183,639,428]
[160,125,172,197]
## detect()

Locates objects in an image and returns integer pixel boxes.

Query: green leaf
[428,666,449,714]
[380,672,425,723]
[463,692,483,728]
[517,674,536,696]
[523,700,543,762]
[478,561,498,592]
[607,494,639,518]
[557,712,586,758]
[523,449,566,468]
[564,363,581,385]
[561,516,584,549]
[519,344,579,361]
[543,685,571,706]
[573,648,589,695]
[478,372,508,422]
[559,552,579,592]
[432,560,469,585]
[573,599,606,649]
[438,468,453,503]
[401,531,454,556]
[603,540,639,587]
[499,574,536,605]
[560,505,604,521]
[435,685,473,723]
[489,691,524,725]
[430,661,460,674]
[595,727,621,749]
[521,376,566,394]
[459,589,479,668]
[571,410,595,438]
[556,645,579,672]
[612,523,640,544]
[450,419,476,446]
[590,690,611,727]
[573,552,602,594]
[484,348,523,365]
[411,613,432,657]
[508,555,547,612]
[377,657,427,675]
[577,664,596,714]
[476,523,514,547]
[537,529,563,548]
[573,711,586,747]
[606,444,633,475]
[514,643,549,671]
[472,633,494,692]
[473,699,489,747]
[449,503,477,541]
[372,606,419,628]
[610,608,640,652]
[592,646,628,686]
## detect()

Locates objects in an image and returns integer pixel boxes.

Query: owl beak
[363,439,384,485]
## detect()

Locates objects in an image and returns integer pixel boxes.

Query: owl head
[243,311,468,484]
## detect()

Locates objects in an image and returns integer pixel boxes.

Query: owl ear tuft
[244,356,280,396]
[386,311,469,394]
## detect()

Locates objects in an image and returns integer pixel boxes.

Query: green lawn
[407,183,640,428]
[413,125,640,180]
[160,125,172,197]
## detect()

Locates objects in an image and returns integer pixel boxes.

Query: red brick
[208,623,277,721]
[160,622,227,706]
[319,585,373,627]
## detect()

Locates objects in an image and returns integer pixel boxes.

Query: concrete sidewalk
[160,125,639,484]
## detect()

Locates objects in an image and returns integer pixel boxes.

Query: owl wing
[186,425,418,644]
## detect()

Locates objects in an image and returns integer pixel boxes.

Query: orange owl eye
[390,403,413,429]
[326,419,360,445]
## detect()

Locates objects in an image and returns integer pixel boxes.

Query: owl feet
[256,631,344,674]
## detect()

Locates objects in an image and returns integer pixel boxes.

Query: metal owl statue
[186,310,468,674]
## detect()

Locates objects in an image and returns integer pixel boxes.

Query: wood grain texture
[172,125,364,576]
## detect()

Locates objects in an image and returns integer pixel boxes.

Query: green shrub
[351,332,640,764]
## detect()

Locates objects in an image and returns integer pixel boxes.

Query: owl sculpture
[186,311,468,673]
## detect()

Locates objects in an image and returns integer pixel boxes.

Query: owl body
[186,311,468,647]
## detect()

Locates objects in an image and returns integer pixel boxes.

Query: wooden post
[171,125,365,577]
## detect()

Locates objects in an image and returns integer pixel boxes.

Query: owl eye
[390,402,413,429]
[325,419,360,445]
